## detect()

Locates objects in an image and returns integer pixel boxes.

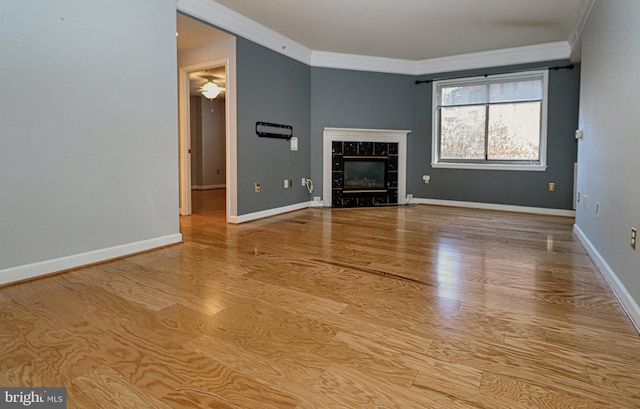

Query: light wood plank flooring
[2,200,640,408]
[191,188,226,221]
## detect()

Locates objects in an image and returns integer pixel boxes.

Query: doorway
[188,67,227,221]
[176,13,238,222]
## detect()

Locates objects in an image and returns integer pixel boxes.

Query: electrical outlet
[301,177,307,186]
[632,228,637,250]
[313,196,321,202]
[284,179,289,189]
[548,182,556,192]
[254,182,261,193]
[406,194,413,200]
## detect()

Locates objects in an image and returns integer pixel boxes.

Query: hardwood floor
[2,202,640,408]
[191,188,226,221]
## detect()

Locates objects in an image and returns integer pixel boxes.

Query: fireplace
[323,128,409,208]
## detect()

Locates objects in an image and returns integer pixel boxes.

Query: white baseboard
[230,201,313,224]
[573,224,640,333]
[192,184,226,190]
[0,234,182,286]
[411,198,576,217]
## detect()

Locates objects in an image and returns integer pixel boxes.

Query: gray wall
[190,96,226,188]
[412,61,580,209]
[236,37,311,214]
[576,2,640,303]
[201,97,227,187]
[0,0,179,271]
[310,68,416,192]
[310,62,579,209]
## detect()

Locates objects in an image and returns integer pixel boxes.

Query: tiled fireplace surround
[322,128,409,208]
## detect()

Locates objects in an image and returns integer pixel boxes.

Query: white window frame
[431,69,549,171]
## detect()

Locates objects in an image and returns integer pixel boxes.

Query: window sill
[431,162,547,172]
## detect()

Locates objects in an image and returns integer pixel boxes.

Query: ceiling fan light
[201,82,220,99]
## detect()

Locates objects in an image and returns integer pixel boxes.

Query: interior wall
[310,68,415,196]
[412,60,580,209]
[190,95,226,188]
[199,96,226,188]
[310,61,579,210]
[0,0,180,281]
[576,1,640,307]
[235,37,312,215]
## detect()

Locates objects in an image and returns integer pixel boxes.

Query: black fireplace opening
[343,157,387,191]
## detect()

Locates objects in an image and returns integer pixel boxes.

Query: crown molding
[568,0,596,60]
[569,0,596,49]
[178,0,572,76]
[313,42,571,76]
[177,0,312,65]
[310,51,417,75]
[413,41,571,75]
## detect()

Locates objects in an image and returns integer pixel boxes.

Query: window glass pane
[440,84,488,106]
[489,79,542,103]
[488,102,541,160]
[440,106,486,159]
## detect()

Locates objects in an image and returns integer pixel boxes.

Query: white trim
[177,0,312,65]
[411,198,576,217]
[323,128,411,208]
[192,184,226,190]
[311,51,416,75]
[178,69,192,216]
[430,163,547,172]
[230,201,312,224]
[0,234,182,286]
[573,224,640,334]
[414,42,570,76]
[568,0,596,52]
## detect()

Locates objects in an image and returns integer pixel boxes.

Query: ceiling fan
[190,72,226,99]
[199,75,225,99]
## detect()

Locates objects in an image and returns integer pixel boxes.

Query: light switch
[290,137,298,151]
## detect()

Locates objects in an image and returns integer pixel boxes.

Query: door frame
[178,58,236,221]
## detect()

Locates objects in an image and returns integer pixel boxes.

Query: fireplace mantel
[323,127,411,207]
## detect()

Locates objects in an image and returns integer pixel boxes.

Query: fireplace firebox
[343,157,387,191]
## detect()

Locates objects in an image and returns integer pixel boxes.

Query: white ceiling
[198,0,584,61]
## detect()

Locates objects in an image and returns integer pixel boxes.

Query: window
[432,70,548,171]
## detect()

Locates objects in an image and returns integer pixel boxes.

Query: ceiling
[177,13,232,53]
[179,0,585,61]
[177,14,231,97]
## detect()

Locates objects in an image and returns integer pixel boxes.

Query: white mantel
[322,127,411,207]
